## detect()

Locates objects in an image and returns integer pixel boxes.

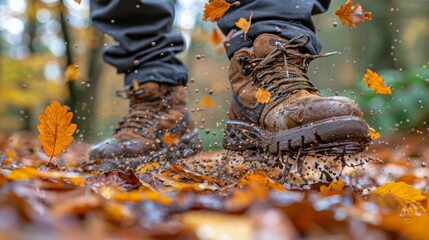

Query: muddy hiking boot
[89,82,201,164]
[223,34,372,156]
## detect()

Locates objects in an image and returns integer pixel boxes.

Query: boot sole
[223,116,372,156]
[83,129,202,171]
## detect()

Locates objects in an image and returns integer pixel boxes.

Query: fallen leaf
[98,185,171,205]
[37,101,77,163]
[235,12,252,40]
[162,132,180,146]
[6,166,40,180]
[369,127,381,140]
[363,69,392,95]
[335,0,372,28]
[237,172,286,191]
[255,88,271,103]
[203,0,239,22]
[320,179,346,193]
[202,96,215,107]
[65,64,79,82]
[371,182,426,216]
[211,28,223,45]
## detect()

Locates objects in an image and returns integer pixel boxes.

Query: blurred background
[0,0,428,149]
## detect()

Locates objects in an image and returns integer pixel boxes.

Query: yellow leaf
[255,88,271,104]
[210,28,223,45]
[203,0,238,22]
[235,13,252,41]
[162,132,180,146]
[65,64,79,82]
[320,179,346,193]
[363,69,392,95]
[335,0,372,28]
[202,96,215,107]
[6,166,40,180]
[369,127,381,140]
[37,101,77,161]
[371,182,427,216]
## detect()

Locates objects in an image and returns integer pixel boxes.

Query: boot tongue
[253,34,290,58]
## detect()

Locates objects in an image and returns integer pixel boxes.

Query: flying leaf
[211,28,223,45]
[202,96,215,107]
[37,101,77,163]
[255,88,271,104]
[369,127,381,140]
[65,64,79,82]
[371,182,427,216]
[335,0,372,28]
[162,132,180,146]
[320,179,346,193]
[235,12,252,41]
[73,0,81,4]
[203,0,239,22]
[363,69,392,95]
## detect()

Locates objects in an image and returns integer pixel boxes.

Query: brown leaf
[73,0,81,4]
[335,0,372,28]
[235,12,252,40]
[65,64,79,82]
[203,0,239,22]
[37,101,77,161]
[210,28,223,45]
[98,185,171,205]
[255,88,271,103]
[363,69,392,95]
[162,132,180,146]
[237,172,286,191]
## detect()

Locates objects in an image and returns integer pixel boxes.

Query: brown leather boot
[89,82,201,161]
[223,34,372,155]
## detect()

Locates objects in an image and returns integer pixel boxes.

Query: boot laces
[240,35,336,101]
[115,88,170,137]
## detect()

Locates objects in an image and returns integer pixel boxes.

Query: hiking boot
[223,34,372,155]
[89,82,201,161]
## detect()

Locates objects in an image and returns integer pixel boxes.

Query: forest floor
[0,132,428,240]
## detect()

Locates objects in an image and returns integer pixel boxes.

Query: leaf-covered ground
[0,132,428,240]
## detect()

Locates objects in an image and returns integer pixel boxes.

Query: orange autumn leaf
[320,179,346,193]
[237,172,286,191]
[162,132,180,146]
[368,126,381,140]
[202,96,215,107]
[73,0,81,4]
[363,69,392,95]
[37,101,77,162]
[335,0,372,28]
[255,88,271,104]
[65,64,79,82]
[210,28,223,45]
[132,79,139,90]
[203,0,238,22]
[235,13,252,40]
[371,182,426,216]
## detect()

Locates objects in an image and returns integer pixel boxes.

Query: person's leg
[88,0,200,163]
[220,0,372,158]
[90,0,187,86]
[218,0,330,58]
